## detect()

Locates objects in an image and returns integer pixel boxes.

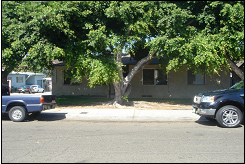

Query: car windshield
[229,81,244,90]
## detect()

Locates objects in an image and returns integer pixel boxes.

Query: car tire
[8,106,27,122]
[216,105,243,128]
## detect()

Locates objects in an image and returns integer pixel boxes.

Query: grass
[56,95,112,106]
[56,95,193,106]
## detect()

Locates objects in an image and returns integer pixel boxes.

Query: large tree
[2,1,244,105]
[171,1,244,79]
[2,1,60,82]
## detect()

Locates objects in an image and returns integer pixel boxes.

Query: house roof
[52,60,65,66]
[121,55,161,65]
[236,60,244,67]
[52,55,163,66]
[9,71,45,76]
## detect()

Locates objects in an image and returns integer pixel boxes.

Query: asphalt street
[2,120,244,163]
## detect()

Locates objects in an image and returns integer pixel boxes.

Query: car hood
[198,89,240,96]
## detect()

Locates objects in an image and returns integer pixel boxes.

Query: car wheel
[216,105,243,128]
[8,106,27,122]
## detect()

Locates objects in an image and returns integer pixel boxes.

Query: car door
[38,85,41,92]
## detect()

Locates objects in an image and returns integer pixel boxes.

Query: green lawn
[56,95,112,106]
[56,95,193,106]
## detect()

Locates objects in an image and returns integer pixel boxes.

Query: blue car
[17,85,31,93]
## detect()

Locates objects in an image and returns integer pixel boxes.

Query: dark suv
[193,81,244,128]
[2,84,10,96]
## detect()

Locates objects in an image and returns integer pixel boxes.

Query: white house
[7,71,45,89]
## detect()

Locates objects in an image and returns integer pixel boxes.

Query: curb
[43,108,201,121]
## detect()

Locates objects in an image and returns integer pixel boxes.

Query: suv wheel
[216,105,243,128]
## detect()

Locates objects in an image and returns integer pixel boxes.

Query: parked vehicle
[193,81,244,128]
[30,85,44,93]
[2,84,10,96]
[18,85,31,93]
[2,84,56,122]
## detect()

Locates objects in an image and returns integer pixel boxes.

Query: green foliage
[2,1,60,73]
[2,1,244,88]
[121,95,129,102]
[170,1,244,75]
[72,55,120,87]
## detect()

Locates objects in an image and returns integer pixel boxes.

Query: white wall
[26,75,43,87]
[7,74,26,88]
[8,73,44,88]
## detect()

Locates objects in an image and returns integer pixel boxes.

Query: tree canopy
[2,1,244,104]
[171,1,244,79]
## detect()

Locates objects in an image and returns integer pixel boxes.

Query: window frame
[187,70,205,85]
[63,70,80,85]
[16,77,23,83]
[142,68,168,86]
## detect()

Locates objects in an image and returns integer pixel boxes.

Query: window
[16,77,23,83]
[187,70,205,85]
[63,70,80,85]
[143,69,167,85]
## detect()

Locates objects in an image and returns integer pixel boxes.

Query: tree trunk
[225,53,244,81]
[1,70,9,84]
[112,50,158,106]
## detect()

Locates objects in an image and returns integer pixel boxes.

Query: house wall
[52,65,231,98]
[128,65,231,98]
[26,75,43,87]
[7,74,26,88]
[52,66,111,97]
[8,73,44,89]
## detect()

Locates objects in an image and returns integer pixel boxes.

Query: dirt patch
[57,101,193,110]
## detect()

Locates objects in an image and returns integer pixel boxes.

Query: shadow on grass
[56,95,193,108]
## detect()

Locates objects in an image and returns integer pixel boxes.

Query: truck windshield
[229,81,244,90]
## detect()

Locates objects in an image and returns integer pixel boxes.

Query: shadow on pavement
[195,116,218,127]
[2,113,67,122]
[195,116,244,128]
[29,113,67,121]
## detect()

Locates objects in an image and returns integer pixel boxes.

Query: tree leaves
[2,1,244,85]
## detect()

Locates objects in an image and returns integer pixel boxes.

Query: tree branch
[124,50,158,86]
[225,53,244,81]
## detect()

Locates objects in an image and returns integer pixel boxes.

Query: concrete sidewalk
[43,108,202,121]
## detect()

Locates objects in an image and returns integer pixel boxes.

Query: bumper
[192,106,216,117]
[43,104,56,110]
[18,89,29,93]
[26,104,56,113]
